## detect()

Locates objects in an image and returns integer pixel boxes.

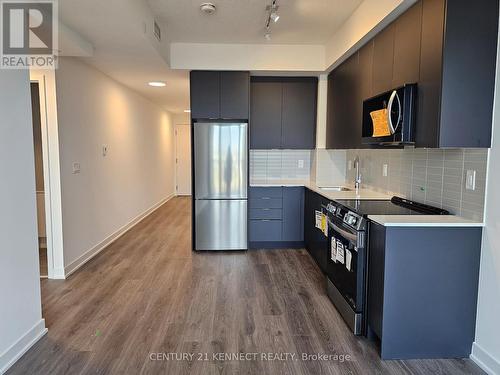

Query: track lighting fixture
[264,0,279,40]
[270,10,279,23]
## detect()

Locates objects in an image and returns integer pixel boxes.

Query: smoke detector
[200,3,216,15]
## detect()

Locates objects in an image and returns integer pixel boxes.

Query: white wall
[170,43,325,72]
[315,74,328,149]
[55,57,175,274]
[472,26,500,374]
[0,71,46,373]
[173,112,190,126]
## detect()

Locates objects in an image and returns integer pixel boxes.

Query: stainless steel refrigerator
[193,122,248,250]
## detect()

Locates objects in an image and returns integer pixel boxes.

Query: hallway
[7,197,482,374]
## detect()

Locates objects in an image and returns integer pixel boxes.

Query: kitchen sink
[318,186,352,192]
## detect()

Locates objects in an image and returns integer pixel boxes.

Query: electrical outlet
[72,162,81,174]
[383,164,388,177]
[298,159,304,169]
[348,160,352,171]
[102,144,108,157]
[466,170,476,191]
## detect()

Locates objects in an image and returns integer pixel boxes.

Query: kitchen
[190,0,496,365]
[3,0,500,374]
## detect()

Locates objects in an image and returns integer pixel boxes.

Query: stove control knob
[346,214,357,226]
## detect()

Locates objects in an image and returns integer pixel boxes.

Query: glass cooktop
[334,199,429,216]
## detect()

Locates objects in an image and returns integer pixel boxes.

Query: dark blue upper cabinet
[250,81,282,149]
[433,0,498,148]
[220,71,249,120]
[190,71,220,119]
[325,0,498,149]
[282,81,317,149]
[190,71,249,120]
[250,77,317,150]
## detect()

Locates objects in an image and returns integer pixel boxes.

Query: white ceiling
[59,0,190,114]
[149,0,364,44]
[59,0,365,114]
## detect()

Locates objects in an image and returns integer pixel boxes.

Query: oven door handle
[329,220,358,244]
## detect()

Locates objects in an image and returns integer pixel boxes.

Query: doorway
[30,82,48,278]
[175,124,192,196]
[29,70,65,279]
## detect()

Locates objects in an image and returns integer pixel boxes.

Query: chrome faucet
[354,156,362,191]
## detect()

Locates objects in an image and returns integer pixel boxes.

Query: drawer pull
[261,197,271,200]
[262,208,270,211]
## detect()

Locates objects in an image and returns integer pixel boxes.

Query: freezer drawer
[195,199,248,250]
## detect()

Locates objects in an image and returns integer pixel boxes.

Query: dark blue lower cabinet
[249,220,282,242]
[249,186,304,249]
[282,187,304,242]
[249,208,282,220]
[367,223,483,359]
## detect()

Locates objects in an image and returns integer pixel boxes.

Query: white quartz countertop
[250,180,392,200]
[304,182,393,200]
[368,215,485,227]
[249,179,484,227]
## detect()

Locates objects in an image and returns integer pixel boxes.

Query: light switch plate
[466,170,476,191]
[102,144,108,157]
[298,159,304,169]
[72,162,81,174]
[383,164,388,177]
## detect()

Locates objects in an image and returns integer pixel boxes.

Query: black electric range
[322,197,448,336]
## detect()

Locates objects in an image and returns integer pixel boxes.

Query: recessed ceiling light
[270,11,279,23]
[148,81,166,87]
[184,109,191,113]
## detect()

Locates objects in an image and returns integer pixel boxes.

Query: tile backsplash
[345,148,488,221]
[250,150,312,182]
[314,149,347,186]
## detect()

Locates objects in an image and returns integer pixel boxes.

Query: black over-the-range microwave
[362,84,417,146]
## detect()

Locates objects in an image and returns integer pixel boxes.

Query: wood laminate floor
[8,197,483,375]
[39,246,48,278]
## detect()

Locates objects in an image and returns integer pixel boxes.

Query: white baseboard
[471,342,500,375]
[0,319,47,375]
[64,194,174,278]
[51,267,66,280]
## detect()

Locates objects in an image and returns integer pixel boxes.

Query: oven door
[326,217,366,313]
